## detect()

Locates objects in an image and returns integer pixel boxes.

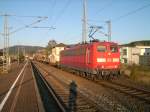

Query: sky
[0,0,150,48]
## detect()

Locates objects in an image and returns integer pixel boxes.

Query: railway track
[63,70,150,110]
[95,80,150,105]
[58,63,150,106]
[66,69,150,110]
[34,62,150,111]
[31,62,66,112]
[33,62,101,112]
[60,64,150,106]
[80,74,150,107]
[56,63,150,106]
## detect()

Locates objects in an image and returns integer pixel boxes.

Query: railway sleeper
[59,98,69,103]
[55,89,69,93]
[59,95,70,100]
[124,89,141,93]
[57,93,69,96]
[78,109,98,112]
[77,105,94,109]
[136,93,150,98]
[76,101,89,106]
[130,92,145,96]
[77,107,98,112]
[76,98,87,102]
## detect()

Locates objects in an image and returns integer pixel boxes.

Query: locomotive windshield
[97,45,106,52]
[110,45,118,53]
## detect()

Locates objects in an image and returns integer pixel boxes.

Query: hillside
[0,45,45,55]
[121,40,150,47]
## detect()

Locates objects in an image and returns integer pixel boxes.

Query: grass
[121,64,150,86]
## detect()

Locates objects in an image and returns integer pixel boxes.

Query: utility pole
[0,13,48,73]
[23,47,25,61]
[18,47,19,64]
[106,20,111,42]
[23,47,25,57]
[3,14,9,73]
[82,0,88,43]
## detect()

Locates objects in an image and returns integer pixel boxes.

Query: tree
[19,51,25,62]
[46,40,57,55]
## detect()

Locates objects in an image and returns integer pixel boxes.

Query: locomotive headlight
[101,65,104,68]
[113,58,119,62]
[97,58,106,62]
[108,52,111,56]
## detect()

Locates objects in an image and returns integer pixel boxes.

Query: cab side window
[97,45,106,52]
[110,45,118,53]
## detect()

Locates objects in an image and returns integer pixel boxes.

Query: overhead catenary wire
[87,1,150,42]
[48,0,57,22]
[0,13,47,18]
[96,0,114,15]
[11,15,48,19]
[9,16,48,35]
[91,1,150,24]
[11,16,27,27]
[0,12,49,72]
[113,2,150,22]
[51,0,72,26]
[30,26,56,30]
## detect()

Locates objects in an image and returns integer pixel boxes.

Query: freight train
[35,40,120,79]
[60,40,120,79]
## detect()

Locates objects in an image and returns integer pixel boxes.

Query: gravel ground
[35,62,134,112]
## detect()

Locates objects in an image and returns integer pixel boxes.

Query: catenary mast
[82,0,88,43]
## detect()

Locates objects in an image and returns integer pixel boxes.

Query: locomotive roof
[63,41,118,51]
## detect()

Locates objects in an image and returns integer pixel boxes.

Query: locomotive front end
[95,42,120,79]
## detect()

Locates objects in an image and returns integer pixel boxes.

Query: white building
[49,43,66,64]
[136,46,150,55]
[120,45,150,65]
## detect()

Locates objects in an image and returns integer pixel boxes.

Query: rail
[31,62,66,112]
[101,80,150,104]
[33,62,101,112]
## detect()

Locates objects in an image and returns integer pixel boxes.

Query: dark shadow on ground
[68,81,77,112]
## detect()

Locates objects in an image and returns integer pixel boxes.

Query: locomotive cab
[94,42,120,78]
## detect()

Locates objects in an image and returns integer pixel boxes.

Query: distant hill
[121,40,150,47]
[0,45,45,55]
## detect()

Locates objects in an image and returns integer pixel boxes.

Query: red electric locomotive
[60,40,120,79]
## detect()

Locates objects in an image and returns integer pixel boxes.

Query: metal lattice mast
[0,13,48,72]
[3,14,9,73]
[18,46,19,64]
[2,17,5,72]
[106,20,111,42]
[6,16,10,71]
[82,0,88,43]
